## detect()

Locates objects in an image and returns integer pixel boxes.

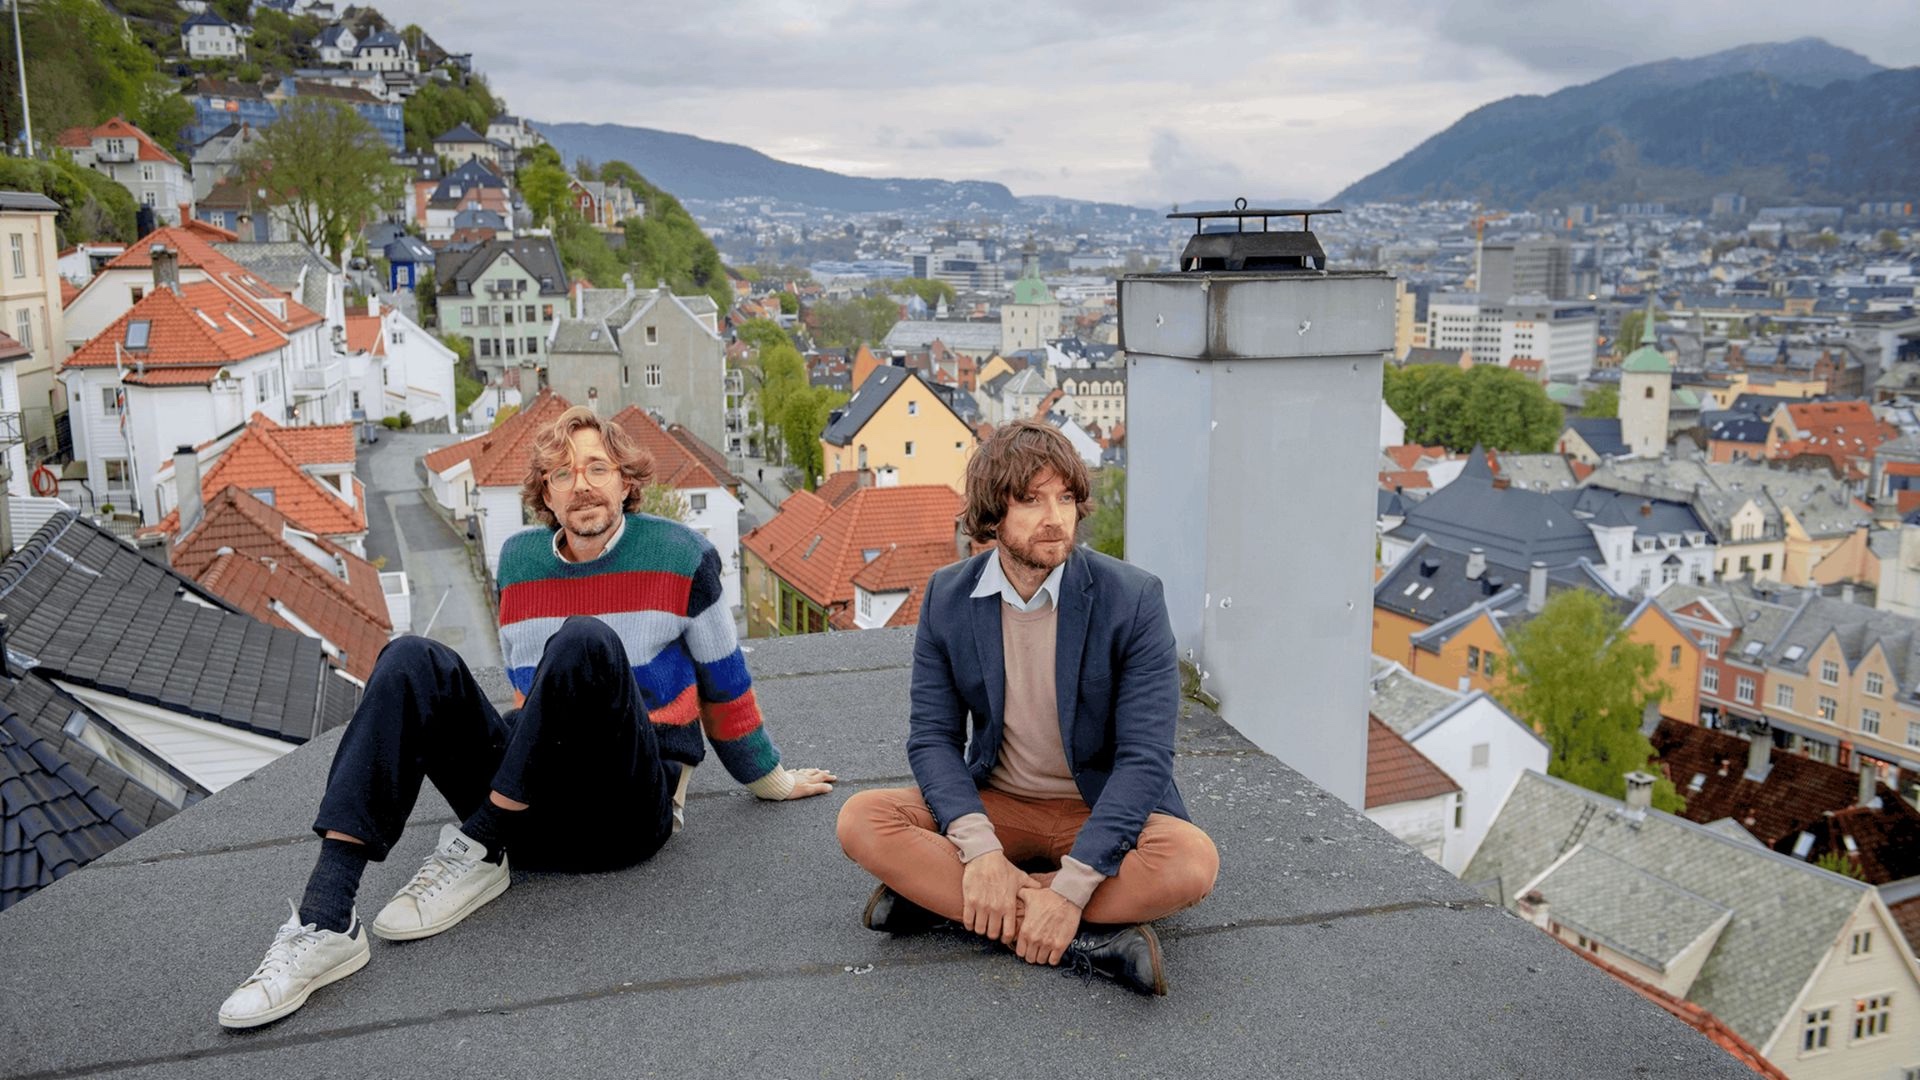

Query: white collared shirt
[549,511,627,563]
[971,549,1067,612]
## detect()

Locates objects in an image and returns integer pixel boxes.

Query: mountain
[535,122,1023,213]
[1335,38,1919,209]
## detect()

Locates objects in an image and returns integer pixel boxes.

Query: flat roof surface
[0,629,1750,1079]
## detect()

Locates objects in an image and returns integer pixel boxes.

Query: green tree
[241,99,404,263]
[756,341,808,466]
[1497,590,1683,812]
[1877,229,1905,252]
[1814,851,1864,881]
[1614,309,1663,356]
[134,85,196,153]
[0,155,137,243]
[1580,385,1619,419]
[401,77,500,153]
[1083,467,1124,558]
[813,295,901,347]
[1383,364,1559,452]
[638,482,689,522]
[736,317,790,354]
[519,160,572,226]
[0,0,173,149]
[417,268,439,326]
[886,277,956,307]
[777,291,799,315]
[781,385,847,490]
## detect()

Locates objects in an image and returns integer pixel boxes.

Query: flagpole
[114,340,139,518]
[10,0,30,157]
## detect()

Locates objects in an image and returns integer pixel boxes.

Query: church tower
[1619,300,1671,459]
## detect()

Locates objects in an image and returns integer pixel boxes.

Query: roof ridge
[0,509,80,601]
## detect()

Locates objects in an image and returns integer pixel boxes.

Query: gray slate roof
[1584,457,1870,541]
[822,366,964,447]
[0,630,1754,1079]
[1566,417,1628,458]
[1385,452,1603,568]
[1465,770,1870,1046]
[435,123,487,144]
[0,192,61,213]
[1529,845,1731,972]
[882,319,1003,352]
[1491,452,1578,492]
[1652,581,1801,666]
[1368,663,1462,737]
[0,512,360,744]
[215,242,333,318]
[0,708,143,912]
[436,237,567,297]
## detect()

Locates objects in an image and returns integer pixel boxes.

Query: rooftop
[0,631,1752,1078]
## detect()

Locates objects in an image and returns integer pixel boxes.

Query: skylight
[1783,645,1805,661]
[124,320,150,349]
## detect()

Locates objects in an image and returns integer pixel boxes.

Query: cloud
[927,129,1003,149]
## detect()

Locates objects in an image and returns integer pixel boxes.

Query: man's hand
[783,767,836,799]
[1014,887,1081,966]
[961,850,1035,945]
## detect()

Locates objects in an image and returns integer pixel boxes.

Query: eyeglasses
[546,462,618,492]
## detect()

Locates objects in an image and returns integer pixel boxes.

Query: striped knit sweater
[496,513,785,794]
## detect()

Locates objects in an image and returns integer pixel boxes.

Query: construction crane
[1471,208,1508,290]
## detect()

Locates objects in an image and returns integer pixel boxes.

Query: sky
[378,0,1920,207]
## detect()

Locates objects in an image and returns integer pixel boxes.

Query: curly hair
[960,418,1092,543]
[520,405,656,529]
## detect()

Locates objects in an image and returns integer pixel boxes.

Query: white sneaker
[370,824,510,941]
[218,901,370,1029]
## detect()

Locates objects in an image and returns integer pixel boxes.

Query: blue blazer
[906,546,1189,876]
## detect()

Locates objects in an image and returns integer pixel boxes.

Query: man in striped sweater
[218,406,834,1029]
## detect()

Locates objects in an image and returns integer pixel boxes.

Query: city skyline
[373,0,1920,207]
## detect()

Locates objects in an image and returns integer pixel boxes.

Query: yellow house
[820,366,977,492]
[975,354,1016,387]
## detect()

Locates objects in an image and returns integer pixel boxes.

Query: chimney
[368,294,379,318]
[1518,889,1550,931]
[1528,561,1548,614]
[1122,202,1389,807]
[1639,502,1652,517]
[622,272,634,299]
[1465,548,1486,581]
[1623,770,1655,818]
[1491,475,1510,491]
[1743,733,1772,782]
[1857,762,1879,808]
[135,532,171,566]
[177,201,193,226]
[173,445,203,535]
[151,244,180,294]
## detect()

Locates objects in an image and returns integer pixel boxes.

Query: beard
[563,494,616,537]
[999,525,1072,574]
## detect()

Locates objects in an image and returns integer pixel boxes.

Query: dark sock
[298,838,370,933]
[459,799,515,864]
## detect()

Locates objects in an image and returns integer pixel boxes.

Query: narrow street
[358,431,503,672]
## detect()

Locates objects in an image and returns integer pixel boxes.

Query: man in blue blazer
[837,419,1218,995]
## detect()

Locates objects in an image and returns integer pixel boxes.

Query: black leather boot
[1061,923,1167,996]
[861,884,942,934]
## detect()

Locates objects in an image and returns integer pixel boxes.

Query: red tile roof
[1383,444,1450,470]
[1562,944,1789,1079]
[343,313,385,357]
[252,412,356,465]
[147,420,367,540]
[744,484,963,616]
[1773,401,1897,479]
[608,407,725,491]
[471,390,572,487]
[665,422,735,491]
[423,433,488,475]
[174,486,391,681]
[57,117,180,165]
[1379,470,1433,491]
[844,539,963,629]
[812,470,870,508]
[59,279,80,309]
[1364,715,1459,809]
[1651,718,1920,882]
[0,331,27,363]
[100,224,238,271]
[65,283,287,371]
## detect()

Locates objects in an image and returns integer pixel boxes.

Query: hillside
[537,122,1023,213]
[1335,38,1919,210]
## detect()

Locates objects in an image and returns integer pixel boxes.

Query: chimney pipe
[1528,561,1547,614]
[622,272,634,299]
[369,293,379,318]
[1623,770,1655,818]
[151,244,180,294]
[1743,733,1773,782]
[1518,889,1550,931]
[135,531,171,567]
[1857,762,1878,808]
[174,445,203,535]
[1465,548,1486,581]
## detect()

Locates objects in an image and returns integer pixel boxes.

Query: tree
[518,160,572,226]
[1877,229,1905,253]
[417,268,439,326]
[0,155,137,243]
[401,77,500,153]
[777,292,799,315]
[241,99,404,263]
[1580,385,1619,419]
[813,295,901,347]
[780,385,847,490]
[886,277,956,307]
[1615,310,1660,356]
[1083,468,1124,558]
[1382,364,1560,452]
[756,341,808,465]
[1497,590,1683,812]
[638,483,688,522]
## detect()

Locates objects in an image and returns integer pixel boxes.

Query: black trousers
[313,616,675,872]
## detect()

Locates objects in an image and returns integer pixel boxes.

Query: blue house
[384,235,435,291]
[185,78,278,150]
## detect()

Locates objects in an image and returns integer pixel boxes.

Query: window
[9,233,22,277]
[646,325,658,345]
[1818,696,1837,723]
[351,391,360,410]
[102,459,131,486]
[1761,553,1773,570]
[1484,653,1498,677]
[689,494,707,512]
[525,337,537,355]
[1670,645,1681,668]
[1909,721,1920,748]
[1703,666,1719,694]
[100,386,123,416]
[1866,671,1884,696]
[1736,676,1756,704]
[1821,660,1840,685]
[479,338,493,357]
[622,365,630,387]
[15,308,31,350]
[461,307,474,326]
[1644,386,1654,398]
[1804,737,1834,763]
[1853,994,1891,1041]
[140,164,154,182]
[1776,684,1795,709]
[1703,636,1720,658]
[505,339,516,358]
[1802,1007,1832,1053]
[1467,645,1481,672]
[907,400,918,416]
[645,364,662,388]
[905,440,915,458]
[523,304,536,322]
[504,306,516,325]
[1862,709,1881,736]
[542,304,554,320]
[1740,556,1752,573]
[1470,743,1490,768]
[1850,931,1873,957]
[1453,795,1465,829]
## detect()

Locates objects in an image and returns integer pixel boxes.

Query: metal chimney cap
[1167,199,1342,230]
[1168,199,1340,273]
